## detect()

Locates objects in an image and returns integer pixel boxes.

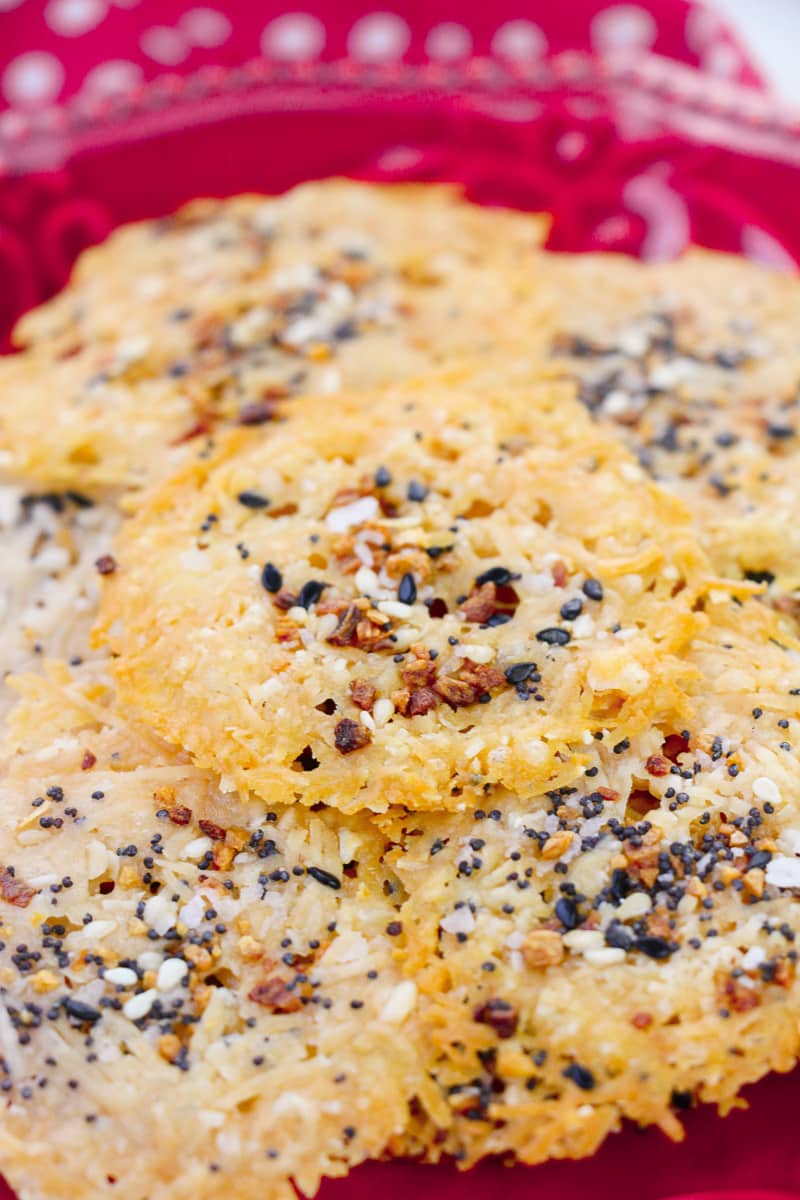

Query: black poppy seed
[374,466,391,487]
[407,480,428,502]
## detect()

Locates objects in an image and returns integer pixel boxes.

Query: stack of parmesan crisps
[1,181,800,1200]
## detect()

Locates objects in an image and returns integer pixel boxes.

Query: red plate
[1,11,800,1199]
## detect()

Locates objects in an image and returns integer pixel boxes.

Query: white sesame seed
[389,626,416,650]
[137,952,163,972]
[741,945,766,971]
[454,643,495,664]
[80,920,116,939]
[157,958,188,992]
[115,334,150,364]
[602,389,633,417]
[380,980,417,1024]
[583,947,626,966]
[287,606,308,624]
[103,967,138,988]
[123,989,156,1021]
[355,566,379,595]
[753,776,781,805]
[373,698,394,727]
[766,856,800,889]
[377,600,413,618]
[617,892,652,920]
[571,613,595,639]
[325,495,379,532]
[360,711,376,732]
[562,929,604,950]
[315,613,339,640]
[86,840,110,880]
[440,908,475,935]
[182,836,212,861]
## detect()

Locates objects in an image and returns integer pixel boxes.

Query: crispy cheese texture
[97,370,709,813]
[2,603,800,1199]
[0,181,548,492]
[0,485,117,714]
[544,249,800,607]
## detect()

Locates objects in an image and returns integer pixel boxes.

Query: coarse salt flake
[766,856,800,889]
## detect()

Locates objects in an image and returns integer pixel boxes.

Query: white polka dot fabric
[0,0,765,116]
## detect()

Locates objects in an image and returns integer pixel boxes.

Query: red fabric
[0,0,765,112]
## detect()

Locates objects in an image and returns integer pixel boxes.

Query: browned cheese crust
[543,249,800,614]
[96,369,708,813]
[0,181,548,491]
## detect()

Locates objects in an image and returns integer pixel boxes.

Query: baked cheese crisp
[2,182,800,1200]
[0,181,547,491]
[97,369,707,813]
[544,250,800,611]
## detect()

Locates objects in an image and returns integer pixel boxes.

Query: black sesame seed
[582,578,603,601]
[504,662,538,685]
[605,922,633,950]
[398,573,417,605]
[563,1063,595,1090]
[374,466,392,488]
[261,562,283,593]
[298,580,328,609]
[307,866,341,890]
[636,936,674,960]
[536,627,571,647]
[475,566,513,587]
[237,491,270,510]
[63,997,102,1024]
[559,598,583,621]
[554,897,579,930]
